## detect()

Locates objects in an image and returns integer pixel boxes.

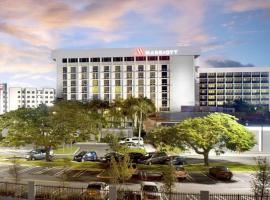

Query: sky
[0,0,270,88]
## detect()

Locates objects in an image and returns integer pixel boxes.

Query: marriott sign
[145,49,178,56]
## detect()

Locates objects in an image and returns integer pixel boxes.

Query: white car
[125,142,144,149]
[141,181,161,200]
[119,137,144,145]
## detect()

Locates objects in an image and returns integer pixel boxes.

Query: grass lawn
[53,146,78,154]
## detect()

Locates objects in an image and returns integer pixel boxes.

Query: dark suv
[138,152,168,165]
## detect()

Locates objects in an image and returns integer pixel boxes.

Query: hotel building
[197,67,270,110]
[52,47,200,112]
[8,87,55,111]
[0,83,8,115]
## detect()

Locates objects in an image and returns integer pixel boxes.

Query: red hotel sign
[135,48,178,56]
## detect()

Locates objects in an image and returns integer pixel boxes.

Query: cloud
[225,0,270,12]
[207,59,255,68]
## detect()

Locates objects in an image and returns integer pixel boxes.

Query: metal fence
[0,181,28,199]
[0,181,270,200]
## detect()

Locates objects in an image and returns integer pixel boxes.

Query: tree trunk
[138,109,143,145]
[45,146,51,162]
[203,151,209,166]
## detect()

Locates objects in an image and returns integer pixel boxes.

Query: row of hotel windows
[62,56,170,63]
[199,72,269,78]
[200,77,269,83]
[200,89,269,95]
[17,91,54,94]
[17,96,54,99]
[200,95,269,100]
[63,65,168,73]
[200,101,269,106]
[200,83,269,89]
[18,100,54,104]
[63,72,168,80]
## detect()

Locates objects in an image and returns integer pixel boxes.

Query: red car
[209,166,233,180]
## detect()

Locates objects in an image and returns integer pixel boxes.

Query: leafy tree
[2,102,101,161]
[161,165,176,200]
[251,157,270,199]
[148,113,256,166]
[230,99,256,112]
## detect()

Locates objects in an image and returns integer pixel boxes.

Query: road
[0,162,254,194]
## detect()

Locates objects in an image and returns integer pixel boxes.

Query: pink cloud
[226,0,270,12]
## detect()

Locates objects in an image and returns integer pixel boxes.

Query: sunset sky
[0,0,270,88]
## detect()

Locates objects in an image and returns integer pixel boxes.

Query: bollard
[27,181,35,200]
[200,191,209,200]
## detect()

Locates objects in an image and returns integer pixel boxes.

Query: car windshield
[78,151,86,156]
[143,185,158,192]
[217,166,229,171]
[87,184,102,190]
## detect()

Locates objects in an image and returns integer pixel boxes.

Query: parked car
[81,151,98,162]
[174,166,188,181]
[138,152,168,165]
[209,166,233,180]
[119,137,144,145]
[165,156,187,166]
[82,182,109,199]
[25,149,54,161]
[125,142,144,149]
[73,151,87,162]
[128,152,145,163]
[100,152,124,163]
[141,181,161,200]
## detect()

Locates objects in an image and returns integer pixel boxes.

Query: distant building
[8,87,55,111]
[197,67,270,111]
[0,83,8,115]
[52,46,200,112]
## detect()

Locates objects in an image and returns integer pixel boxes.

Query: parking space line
[72,169,87,178]
[18,166,36,174]
[32,167,56,175]
[203,172,219,182]
[187,174,194,182]
[54,168,72,177]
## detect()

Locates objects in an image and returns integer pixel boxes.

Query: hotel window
[162,93,168,99]
[82,80,87,86]
[81,73,87,79]
[234,72,242,77]
[127,80,132,86]
[162,86,167,92]
[63,67,67,73]
[82,94,87,100]
[150,65,156,71]
[113,57,123,62]
[104,94,110,101]
[150,72,155,78]
[138,80,144,86]
[104,80,110,86]
[243,84,251,89]
[217,73,225,77]
[127,87,132,93]
[93,66,98,72]
[127,72,132,79]
[162,72,167,78]
[104,87,110,93]
[208,90,216,95]
[136,56,146,61]
[138,87,144,94]
[226,72,233,77]
[71,74,76,79]
[104,73,110,79]
[243,77,251,83]
[91,57,100,62]
[243,72,251,77]
[68,58,78,63]
[104,66,110,72]
[115,66,121,72]
[115,80,121,86]
[63,88,67,93]
[161,65,167,71]
[102,57,111,62]
[93,73,98,79]
[124,57,134,62]
[159,56,170,61]
[115,73,121,79]
[82,87,87,93]
[208,84,216,89]
[150,93,155,101]
[127,65,132,71]
[162,100,168,107]
[81,66,87,73]
[71,94,76,100]
[162,79,167,85]
[234,84,242,89]
[62,58,67,63]
[138,72,144,78]
[63,74,67,80]
[71,81,76,86]
[252,72,260,77]
[138,65,144,71]
[150,86,155,93]
[70,67,76,73]
[147,56,158,61]
[71,87,76,93]
[93,80,98,86]
[80,58,89,63]
[150,79,155,85]
[261,72,269,77]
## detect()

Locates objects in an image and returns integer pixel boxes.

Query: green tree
[161,165,176,200]
[2,102,101,161]
[229,99,256,112]
[251,157,270,199]
[149,113,256,166]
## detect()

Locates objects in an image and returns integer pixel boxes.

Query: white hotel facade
[52,47,200,112]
